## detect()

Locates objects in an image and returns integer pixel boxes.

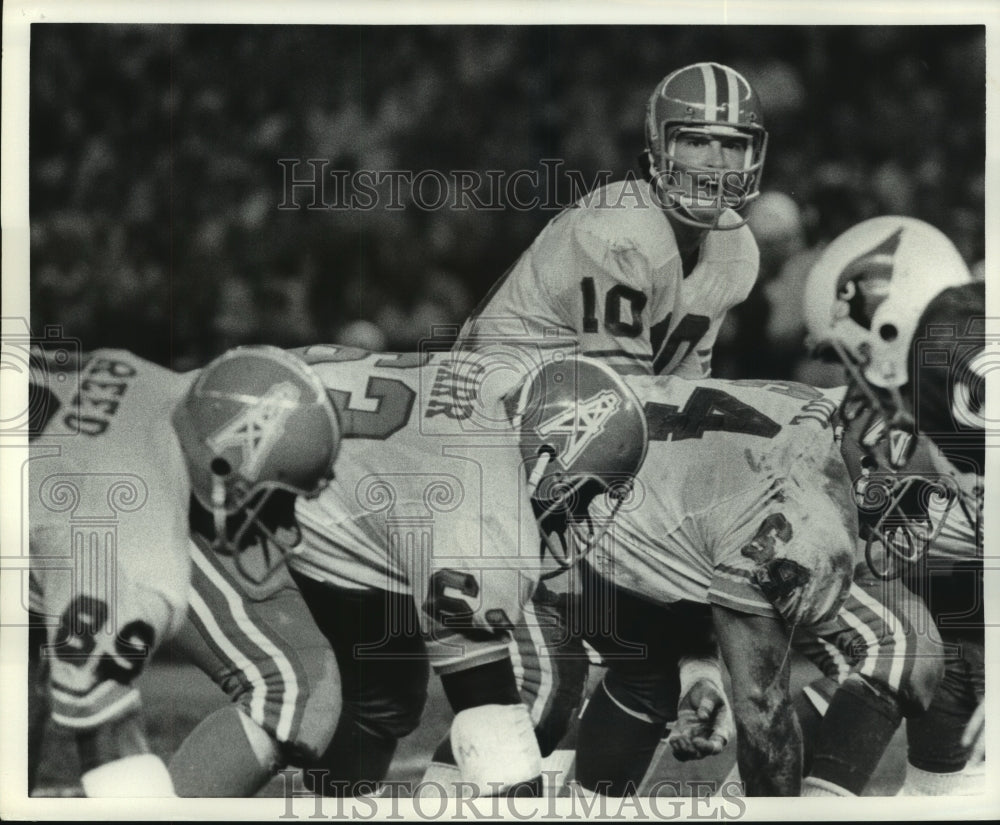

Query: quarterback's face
[672,129,750,172]
[664,128,752,218]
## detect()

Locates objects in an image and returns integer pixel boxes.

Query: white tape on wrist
[450,703,541,793]
[678,655,724,699]
[81,753,177,797]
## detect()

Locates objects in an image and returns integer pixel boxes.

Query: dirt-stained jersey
[588,376,857,627]
[28,349,195,728]
[457,179,759,378]
[286,345,540,673]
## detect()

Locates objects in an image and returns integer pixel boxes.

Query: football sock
[807,675,902,796]
[575,679,664,797]
[301,712,398,797]
[801,776,854,796]
[168,705,279,797]
[793,675,839,773]
[899,761,985,796]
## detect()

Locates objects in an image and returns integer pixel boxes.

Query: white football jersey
[588,376,857,627]
[286,346,540,672]
[457,179,759,378]
[29,349,194,727]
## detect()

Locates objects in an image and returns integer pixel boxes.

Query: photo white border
[2,0,998,820]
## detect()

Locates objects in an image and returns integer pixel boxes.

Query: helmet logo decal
[835,227,904,329]
[536,389,621,468]
[208,381,301,478]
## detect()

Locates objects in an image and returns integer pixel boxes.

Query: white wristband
[81,753,177,797]
[678,655,724,699]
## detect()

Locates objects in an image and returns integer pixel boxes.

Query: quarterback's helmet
[645,62,767,230]
[513,356,648,572]
[172,345,341,576]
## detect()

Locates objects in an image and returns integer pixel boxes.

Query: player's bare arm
[713,604,801,796]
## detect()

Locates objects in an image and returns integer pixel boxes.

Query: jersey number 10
[580,278,710,374]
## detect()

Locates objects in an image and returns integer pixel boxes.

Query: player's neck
[666,212,708,275]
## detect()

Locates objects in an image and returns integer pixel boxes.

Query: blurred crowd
[29,24,985,376]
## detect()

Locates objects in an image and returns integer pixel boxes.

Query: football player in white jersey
[26,345,339,796]
[166,348,650,797]
[564,369,945,797]
[801,216,985,796]
[456,61,766,379]
[444,61,768,786]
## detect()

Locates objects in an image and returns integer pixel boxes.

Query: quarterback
[27,345,339,796]
[443,61,770,786]
[457,61,766,379]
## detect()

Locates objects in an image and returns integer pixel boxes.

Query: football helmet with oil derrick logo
[172,345,341,578]
[645,62,768,230]
[513,355,648,572]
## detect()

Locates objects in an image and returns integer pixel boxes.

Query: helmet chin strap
[211,470,230,554]
[525,449,553,499]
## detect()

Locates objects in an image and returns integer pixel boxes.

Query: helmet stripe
[710,63,731,122]
[724,66,740,123]
[700,63,718,121]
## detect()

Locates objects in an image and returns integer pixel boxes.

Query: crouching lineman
[562,366,946,797]
[167,347,649,797]
[800,216,985,795]
[26,345,339,796]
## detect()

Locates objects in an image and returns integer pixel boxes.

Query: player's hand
[667,677,734,761]
[961,699,985,764]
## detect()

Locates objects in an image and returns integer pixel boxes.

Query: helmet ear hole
[879,323,898,342]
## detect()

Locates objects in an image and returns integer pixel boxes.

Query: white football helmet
[804,216,972,468]
[805,216,972,391]
[805,219,981,577]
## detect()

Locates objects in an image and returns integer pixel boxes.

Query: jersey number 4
[646,387,781,442]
